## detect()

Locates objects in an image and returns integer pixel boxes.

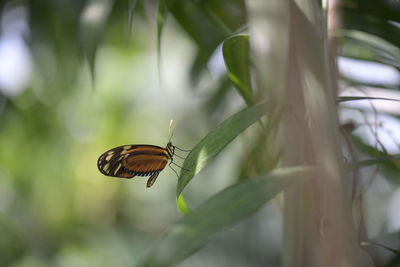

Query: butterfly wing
[123,153,168,175]
[97,145,135,178]
[97,145,169,181]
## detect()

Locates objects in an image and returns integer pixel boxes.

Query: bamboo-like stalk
[246,0,362,266]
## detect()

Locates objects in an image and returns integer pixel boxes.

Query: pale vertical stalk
[247,0,361,266]
[245,0,289,105]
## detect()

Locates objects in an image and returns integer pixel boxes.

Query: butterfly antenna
[173,153,186,160]
[168,119,176,142]
[174,146,191,152]
[168,119,191,152]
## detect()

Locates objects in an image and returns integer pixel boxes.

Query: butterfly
[97,142,187,188]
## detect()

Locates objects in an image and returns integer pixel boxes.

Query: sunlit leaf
[176,102,271,196]
[223,34,254,105]
[177,194,190,214]
[139,167,313,267]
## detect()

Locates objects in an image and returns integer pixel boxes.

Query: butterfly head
[166,142,175,159]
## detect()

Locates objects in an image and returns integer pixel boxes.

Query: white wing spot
[105,153,114,161]
[103,163,110,172]
[114,163,122,175]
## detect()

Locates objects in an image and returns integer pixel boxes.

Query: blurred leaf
[177,102,271,196]
[171,0,245,83]
[346,155,400,170]
[157,0,168,48]
[386,256,400,267]
[340,40,392,68]
[128,0,137,34]
[223,34,254,105]
[340,77,400,91]
[189,49,213,84]
[193,0,246,33]
[349,135,400,185]
[362,241,400,254]
[361,241,400,267]
[28,1,82,92]
[338,96,400,102]
[166,0,228,83]
[79,0,114,83]
[157,0,168,85]
[194,1,232,36]
[0,217,25,266]
[342,0,400,26]
[342,9,400,49]
[140,167,313,267]
[341,40,400,70]
[204,75,232,116]
[339,30,400,68]
[237,117,281,181]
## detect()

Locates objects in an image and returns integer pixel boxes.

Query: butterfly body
[97,142,175,187]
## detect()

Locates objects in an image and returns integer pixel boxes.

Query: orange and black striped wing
[97,145,169,182]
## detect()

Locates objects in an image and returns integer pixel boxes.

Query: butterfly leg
[146,172,160,188]
[169,161,189,171]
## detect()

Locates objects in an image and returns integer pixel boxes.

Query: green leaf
[222,34,254,105]
[176,102,271,196]
[139,167,313,267]
[338,96,400,103]
[79,0,114,84]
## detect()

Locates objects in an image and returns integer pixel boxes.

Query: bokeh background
[0,1,250,266]
[0,0,399,266]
